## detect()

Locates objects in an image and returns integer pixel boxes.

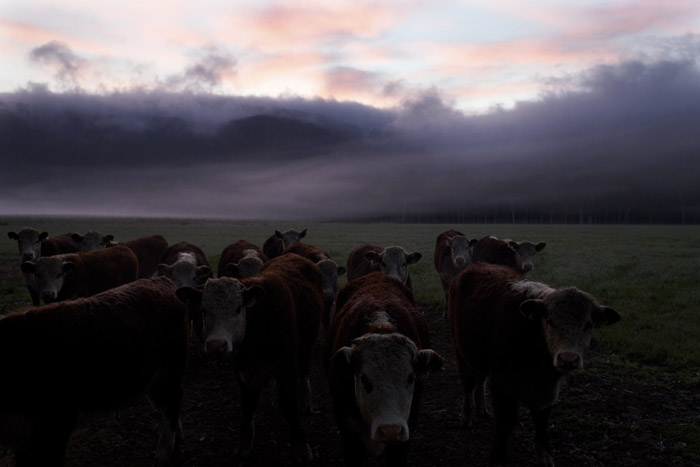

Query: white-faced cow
[433,229,478,313]
[284,242,346,330]
[262,228,307,259]
[448,262,620,466]
[326,272,443,466]
[21,245,138,304]
[72,232,168,278]
[177,253,323,465]
[217,239,268,279]
[8,228,81,305]
[346,243,421,290]
[157,241,212,288]
[0,276,188,467]
[472,236,546,274]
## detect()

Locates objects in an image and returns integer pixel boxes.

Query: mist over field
[2,57,699,223]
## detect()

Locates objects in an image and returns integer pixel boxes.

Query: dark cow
[72,232,168,278]
[8,228,81,305]
[177,253,323,465]
[217,239,268,279]
[262,228,307,259]
[433,229,478,312]
[326,272,443,466]
[346,243,421,289]
[471,236,546,274]
[284,242,346,330]
[21,245,139,304]
[157,241,212,287]
[448,262,620,466]
[0,276,188,467]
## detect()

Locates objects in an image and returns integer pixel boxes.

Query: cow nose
[22,254,34,262]
[374,423,409,443]
[521,263,533,272]
[455,257,465,266]
[41,292,57,303]
[205,339,230,355]
[555,352,582,370]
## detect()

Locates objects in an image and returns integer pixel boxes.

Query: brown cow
[217,239,268,279]
[157,241,212,287]
[471,236,546,273]
[21,245,139,304]
[177,253,323,465]
[8,228,81,305]
[346,243,421,289]
[433,229,478,312]
[326,272,443,466]
[72,232,168,278]
[262,228,307,259]
[448,262,620,466]
[284,242,346,330]
[0,276,188,467]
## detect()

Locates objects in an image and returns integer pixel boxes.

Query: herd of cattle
[2,227,620,466]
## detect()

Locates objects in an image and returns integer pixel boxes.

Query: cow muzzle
[205,339,231,355]
[372,421,409,443]
[41,291,57,303]
[22,253,35,262]
[554,351,582,371]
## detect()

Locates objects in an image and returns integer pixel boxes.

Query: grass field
[1,216,699,465]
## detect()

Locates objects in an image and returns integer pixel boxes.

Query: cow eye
[360,374,373,394]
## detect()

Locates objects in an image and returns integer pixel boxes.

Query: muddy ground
[1,303,699,467]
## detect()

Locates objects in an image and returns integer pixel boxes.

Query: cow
[325,272,443,466]
[433,229,478,313]
[177,253,323,465]
[217,239,268,279]
[0,276,188,467]
[262,228,307,259]
[8,228,81,305]
[471,236,546,274]
[346,243,422,289]
[284,242,346,330]
[448,262,620,466]
[72,232,168,278]
[20,245,139,304]
[157,241,212,288]
[71,230,114,252]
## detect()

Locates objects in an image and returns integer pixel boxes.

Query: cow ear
[508,241,519,251]
[275,230,283,238]
[407,252,422,265]
[519,299,547,320]
[415,349,443,378]
[196,265,211,282]
[299,229,307,238]
[8,231,18,240]
[21,261,37,274]
[39,232,49,241]
[593,306,620,328]
[104,235,115,243]
[469,238,479,247]
[536,242,547,252]
[365,251,380,262]
[243,285,264,308]
[62,262,76,274]
[225,263,239,277]
[157,264,172,276]
[71,233,83,243]
[337,266,347,276]
[332,346,354,373]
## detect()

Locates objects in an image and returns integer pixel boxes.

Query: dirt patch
[1,304,699,467]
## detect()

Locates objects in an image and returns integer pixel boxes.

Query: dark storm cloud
[2,52,699,222]
[29,41,86,87]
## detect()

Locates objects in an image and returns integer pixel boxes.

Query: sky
[1,1,699,222]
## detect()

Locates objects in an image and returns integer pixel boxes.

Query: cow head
[332,333,443,445]
[225,255,264,279]
[507,240,546,273]
[72,231,114,252]
[448,236,478,269]
[275,228,307,250]
[8,228,49,262]
[158,253,211,288]
[365,246,421,284]
[177,278,264,355]
[21,255,75,303]
[519,287,620,372]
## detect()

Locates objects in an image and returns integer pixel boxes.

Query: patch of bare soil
[1,304,699,467]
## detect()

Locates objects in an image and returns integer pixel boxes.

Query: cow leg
[276,373,313,465]
[532,406,555,467]
[148,374,184,465]
[455,355,478,427]
[236,382,260,459]
[299,375,314,414]
[489,386,518,466]
[385,440,410,467]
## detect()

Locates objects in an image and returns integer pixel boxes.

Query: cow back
[345,243,382,282]
[40,233,81,257]
[121,235,169,278]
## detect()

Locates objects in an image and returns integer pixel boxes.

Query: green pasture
[1,217,699,370]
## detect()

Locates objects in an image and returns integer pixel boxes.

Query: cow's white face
[508,241,546,273]
[200,278,261,354]
[366,246,421,284]
[158,253,210,287]
[518,286,620,372]
[8,228,47,262]
[74,230,113,252]
[449,236,476,270]
[275,229,307,250]
[333,330,443,445]
[21,255,74,303]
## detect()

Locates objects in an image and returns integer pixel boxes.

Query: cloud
[28,40,87,88]
[166,46,236,92]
